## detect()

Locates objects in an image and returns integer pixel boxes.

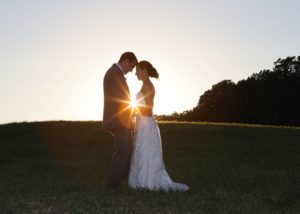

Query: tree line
[156,56,300,126]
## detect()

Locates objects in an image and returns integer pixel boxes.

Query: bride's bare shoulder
[144,81,155,94]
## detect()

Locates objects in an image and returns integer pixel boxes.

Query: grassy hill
[0,121,299,213]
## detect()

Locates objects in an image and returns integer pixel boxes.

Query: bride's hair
[138,60,159,79]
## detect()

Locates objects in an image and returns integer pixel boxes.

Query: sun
[130,99,137,109]
[130,95,138,111]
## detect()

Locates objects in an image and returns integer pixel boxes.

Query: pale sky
[1,0,300,124]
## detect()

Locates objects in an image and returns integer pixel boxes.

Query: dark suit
[103,64,133,187]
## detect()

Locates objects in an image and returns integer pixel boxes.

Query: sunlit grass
[156,120,300,130]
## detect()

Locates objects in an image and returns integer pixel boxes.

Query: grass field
[0,121,299,213]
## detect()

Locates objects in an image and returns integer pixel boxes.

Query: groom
[102,52,138,189]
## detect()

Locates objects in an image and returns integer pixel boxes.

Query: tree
[157,56,300,126]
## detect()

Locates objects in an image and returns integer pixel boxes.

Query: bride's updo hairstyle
[138,60,159,79]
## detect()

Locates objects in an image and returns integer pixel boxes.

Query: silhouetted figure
[103,52,137,189]
[128,60,189,192]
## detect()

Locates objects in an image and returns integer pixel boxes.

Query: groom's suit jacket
[102,64,132,130]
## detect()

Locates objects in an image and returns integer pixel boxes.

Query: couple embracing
[103,52,189,192]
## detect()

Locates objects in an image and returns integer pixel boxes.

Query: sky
[1,0,300,124]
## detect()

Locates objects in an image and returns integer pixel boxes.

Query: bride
[128,60,189,192]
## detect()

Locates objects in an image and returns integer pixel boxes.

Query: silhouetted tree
[157,56,300,126]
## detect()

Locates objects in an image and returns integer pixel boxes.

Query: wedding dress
[128,92,189,192]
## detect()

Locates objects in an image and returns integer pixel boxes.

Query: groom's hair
[118,52,138,63]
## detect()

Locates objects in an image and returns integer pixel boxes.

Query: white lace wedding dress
[128,92,189,192]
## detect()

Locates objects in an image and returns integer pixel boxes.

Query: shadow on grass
[0,121,300,213]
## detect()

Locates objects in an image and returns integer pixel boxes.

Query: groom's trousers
[106,128,133,187]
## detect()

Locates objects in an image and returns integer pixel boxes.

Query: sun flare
[130,99,137,109]
[130,94,138,111]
